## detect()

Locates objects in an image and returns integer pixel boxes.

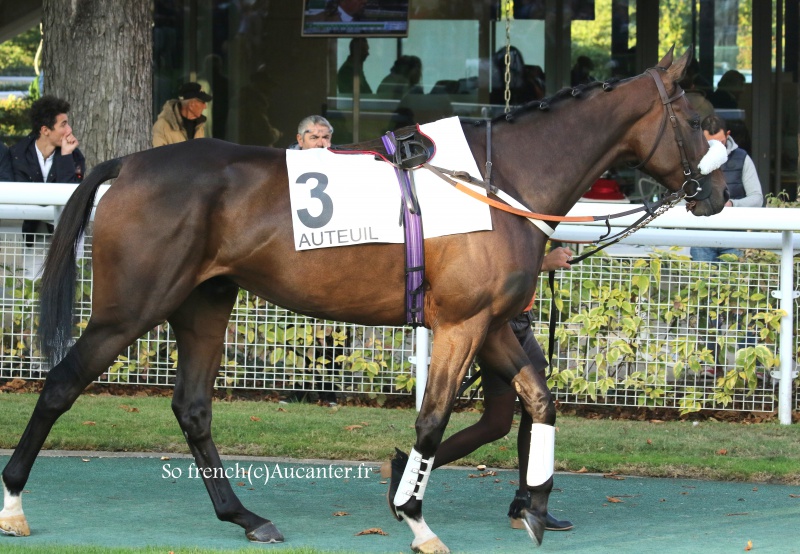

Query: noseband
[631,67,712,201]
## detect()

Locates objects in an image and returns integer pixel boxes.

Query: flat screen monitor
[302,0,410,38]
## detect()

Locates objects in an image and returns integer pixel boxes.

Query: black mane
[485,77,624,124]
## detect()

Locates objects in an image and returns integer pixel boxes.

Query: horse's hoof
[411,535,450,554]
[521,508,545,546]
[245,520,284,543]
[0,514,31,537]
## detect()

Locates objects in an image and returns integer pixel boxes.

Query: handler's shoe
[508,489,574,531]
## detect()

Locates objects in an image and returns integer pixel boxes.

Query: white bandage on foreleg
[393,448,435,506]
[698,139,728,175]
[1,480,23,517]
[526,423,555,487]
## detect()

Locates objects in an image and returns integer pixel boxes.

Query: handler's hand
[542,247,573,272]
[61,132,79,156]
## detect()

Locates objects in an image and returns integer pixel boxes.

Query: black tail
[37,157,124,367]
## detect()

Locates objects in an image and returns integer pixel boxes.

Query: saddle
[384,130,435,216]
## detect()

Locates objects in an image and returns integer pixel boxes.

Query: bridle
[631,67,712,202]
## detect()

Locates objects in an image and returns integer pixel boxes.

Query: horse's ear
[657,45,675,69]
[665,45,693,84]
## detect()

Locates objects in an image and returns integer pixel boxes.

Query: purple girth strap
[381,133,425,327]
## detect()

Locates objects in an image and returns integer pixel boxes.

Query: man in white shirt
[10,95,85,244]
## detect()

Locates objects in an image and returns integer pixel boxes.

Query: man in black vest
[690,114,762,262]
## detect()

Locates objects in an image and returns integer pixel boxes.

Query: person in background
[292,115,333,150]
[337,37,372,95]
[0,143,13,182]
[690,114,763,262]
[152,82,213,147]
[10,95,85,244]
[308,0,367,22]
[570,55,595,86]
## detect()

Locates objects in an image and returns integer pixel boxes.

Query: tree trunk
[42,0,152,168]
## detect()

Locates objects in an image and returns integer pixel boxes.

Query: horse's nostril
[723,188,730,202]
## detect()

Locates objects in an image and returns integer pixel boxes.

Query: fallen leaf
[344,425,363,431]
[118,404,139,413]
[603,473,625,480]
[745,539,753,551]
[355,527,388,536]
[468,471,497,478]
[236,482,245,487]
[250,416,261,422]
[160,456,170,461]
[498,446,508,451]
[717,449,728,456]
[573,467,589,474]
[476,464,486,471]
[606,496,624,503]
[649,419,665,424]
[646,439,652,445]
[789,494,800,498]
[752,487,758,492]
[1,378,26,391]
[81,458,91,462]
[277,407,287,412]
[333,511,349,516]
[82,421,96,426]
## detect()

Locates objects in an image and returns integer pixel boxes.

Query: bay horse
[1,47,726,552]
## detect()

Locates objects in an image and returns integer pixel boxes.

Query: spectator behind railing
[0,143,12,182]
[690,114,763,262]
[10,95,85,246]
[152,82,213,147]
[290,115,333,150]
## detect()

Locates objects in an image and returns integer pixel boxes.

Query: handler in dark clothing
[0,143,13,182]
[10,95,85,242]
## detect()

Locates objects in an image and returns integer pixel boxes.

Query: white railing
[413,205,800,422]
[0,183,798,422]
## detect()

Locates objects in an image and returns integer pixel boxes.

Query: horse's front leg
[477,322,555,546]
[390,324,484,554]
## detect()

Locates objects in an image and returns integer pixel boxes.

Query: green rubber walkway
[0,451,798,553]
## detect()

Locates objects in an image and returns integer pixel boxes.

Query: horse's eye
[689,117,701,130]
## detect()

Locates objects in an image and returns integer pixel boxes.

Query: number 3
[296,172,333,229]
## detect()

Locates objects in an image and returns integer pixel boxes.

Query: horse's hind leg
[1,319,161,536]
[477,323,555,546]
[391,323,485,554]
[167,278,282,543]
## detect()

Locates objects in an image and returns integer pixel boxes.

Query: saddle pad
[286,116,492,251]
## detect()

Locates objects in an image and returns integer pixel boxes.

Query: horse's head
[630,46,728,216]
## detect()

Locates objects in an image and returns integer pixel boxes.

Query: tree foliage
[0,27,39,76]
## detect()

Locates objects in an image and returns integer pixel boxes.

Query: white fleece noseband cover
[698,139,728,175]
[526,423,555,487]
[394,448,435,506]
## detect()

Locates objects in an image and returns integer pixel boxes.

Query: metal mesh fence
[0,231,797,412]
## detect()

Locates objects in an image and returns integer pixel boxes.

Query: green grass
[1,392,799,484]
